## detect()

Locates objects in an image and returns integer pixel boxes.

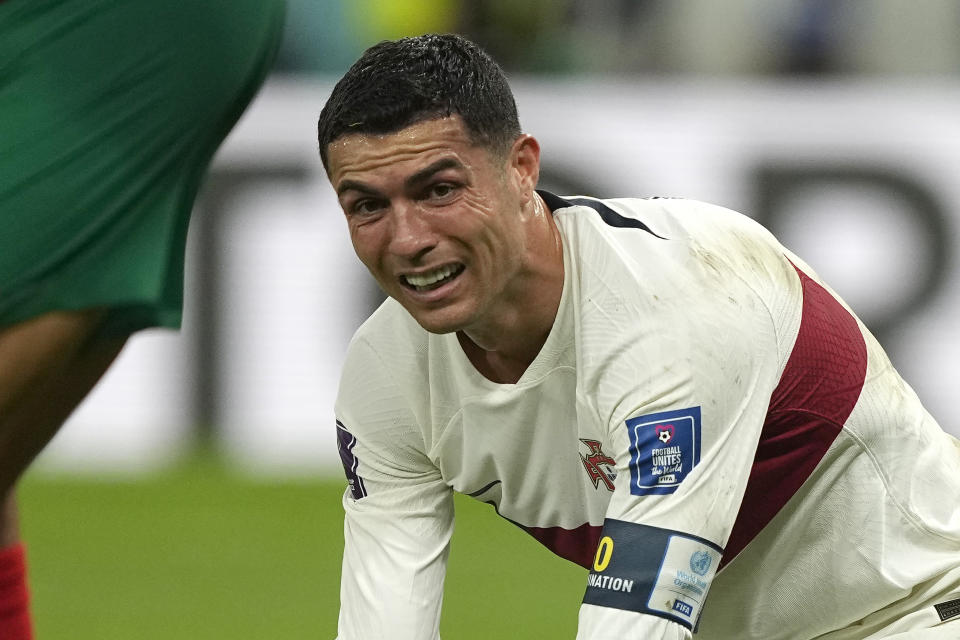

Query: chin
[412,315,463,335]
[405,305,473,335]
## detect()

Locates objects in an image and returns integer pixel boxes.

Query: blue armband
[582,519,723,630]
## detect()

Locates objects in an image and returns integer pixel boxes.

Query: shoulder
[549,193,802,303]
[552,195,802,415]
[548,193,775,253]
[346,297,426,366]
[334,299,449,476]
[336,298,428,433]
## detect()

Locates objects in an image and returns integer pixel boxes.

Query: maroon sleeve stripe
[519,521,605,569]
[720,262,868,569]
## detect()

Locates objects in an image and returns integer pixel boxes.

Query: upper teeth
[405,265,458,288]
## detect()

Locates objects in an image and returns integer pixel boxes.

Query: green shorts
[0,0,285,333]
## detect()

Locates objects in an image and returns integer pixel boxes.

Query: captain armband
[582,519,723,630]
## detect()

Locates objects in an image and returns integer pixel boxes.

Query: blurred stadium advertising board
[36,78,960,474]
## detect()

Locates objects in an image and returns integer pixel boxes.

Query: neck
[457,323,552,384]
[458,193,563,384]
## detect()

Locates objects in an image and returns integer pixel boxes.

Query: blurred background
[20,1,960,637]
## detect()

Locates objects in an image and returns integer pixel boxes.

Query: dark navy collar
[536,190,665,238]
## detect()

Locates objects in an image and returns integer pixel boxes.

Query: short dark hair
[317,34,521,172]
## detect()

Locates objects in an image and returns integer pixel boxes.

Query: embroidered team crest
[626,407,702,496]
[579,439,617,492]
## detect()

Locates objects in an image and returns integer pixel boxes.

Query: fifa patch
[626,407,701,496]
[582,519,723,630]
[935,596,960,622]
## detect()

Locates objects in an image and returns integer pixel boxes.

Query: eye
[426,182,459,201]
[349,198,386,217]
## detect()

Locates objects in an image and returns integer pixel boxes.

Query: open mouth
[401,264,465,292]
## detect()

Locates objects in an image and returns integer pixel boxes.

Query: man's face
[327,116,535,335]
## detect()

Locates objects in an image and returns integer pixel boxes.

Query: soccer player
[319,34,960,640]
[0,1,286,636]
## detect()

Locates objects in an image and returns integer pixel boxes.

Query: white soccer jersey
[334,192,960,640]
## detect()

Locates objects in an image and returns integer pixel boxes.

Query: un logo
[690,550,712,576]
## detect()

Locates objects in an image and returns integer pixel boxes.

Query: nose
[387,202,436,262]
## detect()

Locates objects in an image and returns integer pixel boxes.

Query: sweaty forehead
[327,117,480,184]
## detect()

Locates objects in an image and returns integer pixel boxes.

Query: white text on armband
[586,574,635,593]
[582,519,723,631]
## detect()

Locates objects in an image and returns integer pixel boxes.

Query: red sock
[0,543,33,640]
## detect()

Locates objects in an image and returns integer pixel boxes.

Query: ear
[508,134,541,205]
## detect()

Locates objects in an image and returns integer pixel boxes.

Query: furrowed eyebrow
[335,157,464,198]
[336,180,380,198]
[404,158,464,189]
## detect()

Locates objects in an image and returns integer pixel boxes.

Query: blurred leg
[0,309,128,502]
[0,307,126,640]
[0,2,285,637]
[0,308,128,640]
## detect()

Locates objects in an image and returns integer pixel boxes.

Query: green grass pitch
[19,452,586,638]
